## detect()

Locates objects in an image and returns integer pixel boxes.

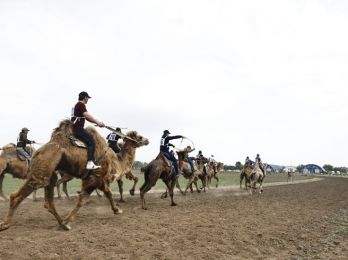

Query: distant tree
[323,164,334,172]
[223,165,236,171]
[333,167,347,173]
[235,161,243,170]
[133,161,147,169]
[296,164,305,173]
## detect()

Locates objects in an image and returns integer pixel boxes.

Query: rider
[106,127,122,154]
[16,127,35,158]
[160,130,183,176]
[255,154,265,174]
[245,156,253,168]
[71,91,105,170]
[209,155,217,174]
[183,145,195,174]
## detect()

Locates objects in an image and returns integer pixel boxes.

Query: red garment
[71,102,87,130]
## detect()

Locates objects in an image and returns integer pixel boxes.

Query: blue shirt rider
[245,156,253,168]
[160,130,183,176]
[255,154,261,163]
[255,154,265,173]
[106,127,122,153]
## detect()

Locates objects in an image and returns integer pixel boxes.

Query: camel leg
[0,179,38,231]
[140,183,153,210]
[245,177,249,190]
[56,178,62,199]
[0,172,7,200]
[199,176,206,192]
[189,183,194,193]
[240,174,244,189]
[214,175,219,188]
[160,190,168,199]
[95,189,103,198]
[207,175,211,189]
[43,174,67,229]
[259,178,264,194]
[202,176,207,192]
[32,190,38,201]
[126,171,138,196]
[140,179,156,210]
[175,178,185,195]
[164,177,177,207]
[62,189,92,230]
[193,179,200,193]
[62,181,71,200]
[117,179,124,202]
[184,175,195,195]
[57,174,73,200]
[102,182,122,214]
[62,176,102,229]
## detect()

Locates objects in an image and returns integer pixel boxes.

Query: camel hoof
[160,193,167,199]
[60,223,71,231]
[142,206,147,210]
[0,222,10,231]
[114,208,123,214]
[129,190,135,196]
[171,202,177,207]
[119,199,125,203]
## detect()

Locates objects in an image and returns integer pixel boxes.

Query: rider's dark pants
[74,128,95,162]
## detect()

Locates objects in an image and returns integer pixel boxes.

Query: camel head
[122,131,149,148]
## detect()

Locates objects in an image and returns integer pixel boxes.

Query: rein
[103,125,139,143]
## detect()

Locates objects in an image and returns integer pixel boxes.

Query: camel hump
[156,152,171,167]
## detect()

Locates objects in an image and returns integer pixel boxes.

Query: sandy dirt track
[0,177,347,260]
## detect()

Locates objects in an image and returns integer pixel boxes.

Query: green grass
[1,170,316,198]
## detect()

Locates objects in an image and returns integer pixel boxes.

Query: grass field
[1,170,316,198]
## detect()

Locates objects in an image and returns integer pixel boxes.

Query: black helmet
[198,150,202,154]
[116,127,121,132]
[163,130,170,135]
[22,127,29,132]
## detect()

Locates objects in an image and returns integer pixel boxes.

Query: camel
[175,151,201,195]
[250,161,267,194]
[56,139,147,202]
[161,152,203,198]
[240,161,253,190]
[0,143,38,201]
[0,120,147,232]
[140,153,178,210]
[206,161,224,188]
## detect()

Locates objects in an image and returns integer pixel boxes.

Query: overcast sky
[0,0,347,167]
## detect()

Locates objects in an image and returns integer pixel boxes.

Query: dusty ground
[0,177,347,260]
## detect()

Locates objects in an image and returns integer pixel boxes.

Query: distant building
[283,166,297,173]
[267,164,283,173]
[302,164,325,174]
